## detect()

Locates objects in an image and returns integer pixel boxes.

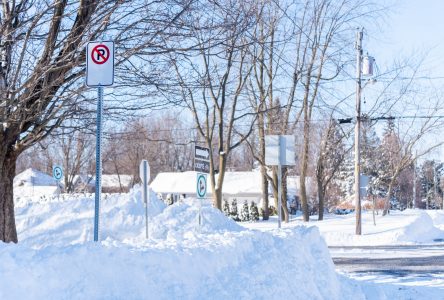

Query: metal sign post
[94,86,103,242]
[265,135,296,229]
[277,136,282,229]
[139,160,150,239]
[86,41,114,242]
[196,173,207,228]
[195,145,210,229]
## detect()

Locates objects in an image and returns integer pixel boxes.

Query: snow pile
[428,210,444,230]
[303,210,444,246]
[14,186,165,247]
[1,186,370,299]
[395,211,444,243]
[149,199,244,240]
[4,183,442,299]
[0,226,354,299]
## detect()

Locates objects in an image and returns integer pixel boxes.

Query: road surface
[330,244,444,286]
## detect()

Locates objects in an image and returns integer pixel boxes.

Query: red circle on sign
[91,45,110,65]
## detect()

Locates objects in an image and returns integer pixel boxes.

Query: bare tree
[380,116,444,215]
[103,113,195,186]
[169,0,257,210]
[315,118,351,220]
[0,0,192,243]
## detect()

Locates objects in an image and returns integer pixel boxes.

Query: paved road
[330,244,444,277]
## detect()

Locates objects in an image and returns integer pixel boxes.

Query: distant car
[334,208,355,215]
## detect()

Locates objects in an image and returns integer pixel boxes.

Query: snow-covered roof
[219,171,262,196]
[151,171,314,198]
[150,171,199,195]
[73,174,132,188]
[14,168,58,187]
[151,171,265,197]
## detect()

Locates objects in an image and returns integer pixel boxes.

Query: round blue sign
[196,174,207,198]
[53,166,63,181]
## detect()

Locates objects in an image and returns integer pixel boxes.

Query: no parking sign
[86,41,114,87]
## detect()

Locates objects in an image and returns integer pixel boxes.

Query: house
[150,171,313,209]
[13,168,60,197]
[71,174,133,193]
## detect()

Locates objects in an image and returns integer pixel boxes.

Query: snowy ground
[2,186,444,299]
[243,209,444,294]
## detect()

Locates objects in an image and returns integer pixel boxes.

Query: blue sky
[363,1,444,159]
[368,0,444,76]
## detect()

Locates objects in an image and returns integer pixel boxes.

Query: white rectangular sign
[265,135,296,166]
[86,41,114,87]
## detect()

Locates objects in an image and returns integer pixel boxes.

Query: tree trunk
[0,154,18,243]
[213,153,227,210]
[317,177,324,221]
[382,180,394,216]
[272,168,278,211]
[282,166,289,222]
[261,166,269,220]
[300,108,310,222]
[214,186,223,210]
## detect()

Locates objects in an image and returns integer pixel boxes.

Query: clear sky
[368,0,444,78]
[363,1,444,159]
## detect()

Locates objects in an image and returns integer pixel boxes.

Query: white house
[71,174,132,193]
[13,168,60,197]
[150,171,313,208]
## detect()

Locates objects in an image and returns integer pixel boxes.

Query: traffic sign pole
[94,86,103,242]
[277,136,282,229]
[86,41,114,242]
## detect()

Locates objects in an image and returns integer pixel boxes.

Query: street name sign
[194,145,210,173]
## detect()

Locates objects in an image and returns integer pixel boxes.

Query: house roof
[14,168,58,187]
[150,171,313,198]
[74,174,132,188]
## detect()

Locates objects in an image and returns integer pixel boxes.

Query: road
[330,244,444,285]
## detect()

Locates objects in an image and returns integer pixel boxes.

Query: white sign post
[140,160,150,239]
[265,135,296,229]
[86,41,114,242]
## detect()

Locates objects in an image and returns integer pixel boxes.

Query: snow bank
[2,187,368,299]
[395,211,444,243]
[305,210,444,246]
[4,186,440,299]
[14,186,165,248]
[427,210,444,230]
[149,199,244,240]
[0,226,355,300]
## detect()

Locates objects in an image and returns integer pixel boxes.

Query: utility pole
[354,28,363,235]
